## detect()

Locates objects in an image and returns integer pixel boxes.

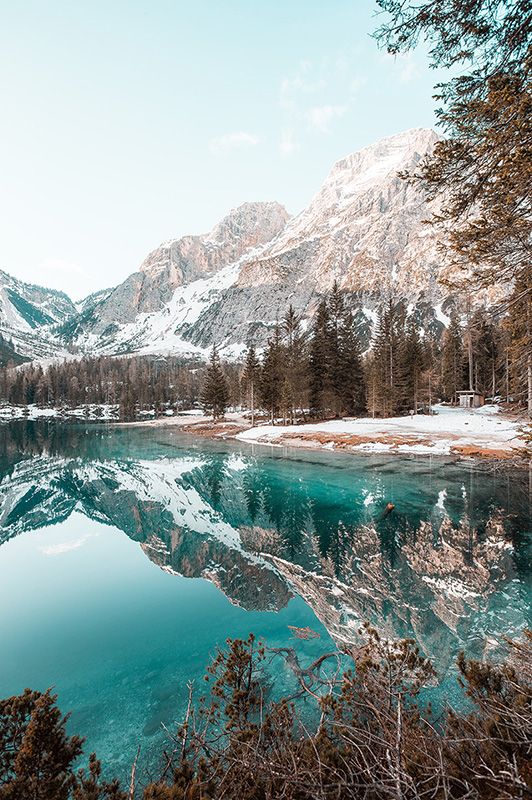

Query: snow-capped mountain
[239,127,440,294]
[61,127,446,358]
[68,201,290,356]
[0,269,76,360]
[1,128,450,362]
[186,127,445,351]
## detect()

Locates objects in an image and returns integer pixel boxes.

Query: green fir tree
[201,344,230,422]
[242,344,260,426]
[259,327,284,424]
[309,299,331,417]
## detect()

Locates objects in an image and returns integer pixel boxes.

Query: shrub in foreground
[2,628,532,799]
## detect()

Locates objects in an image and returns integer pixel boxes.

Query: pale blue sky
[0,0,445,300]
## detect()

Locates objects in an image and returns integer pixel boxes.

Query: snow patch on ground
[235,404,520,458]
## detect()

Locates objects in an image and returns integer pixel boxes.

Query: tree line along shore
[0,284,527,426]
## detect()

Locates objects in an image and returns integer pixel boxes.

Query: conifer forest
[0,286,521,421]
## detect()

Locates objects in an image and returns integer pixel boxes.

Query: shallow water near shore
[0,420,531,781]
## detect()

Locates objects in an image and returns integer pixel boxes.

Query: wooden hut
[457,390,485,408]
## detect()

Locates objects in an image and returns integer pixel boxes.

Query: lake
[0,420,531,782]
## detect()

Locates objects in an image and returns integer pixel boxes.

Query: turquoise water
[0,420,531,780]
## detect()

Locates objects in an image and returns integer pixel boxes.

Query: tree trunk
[526,306,532,417]
[250,382,254,427]
[468,328,474,392]
[467,296,474,391]
[528,354,532,417]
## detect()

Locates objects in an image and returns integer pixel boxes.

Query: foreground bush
[2,627,532,799]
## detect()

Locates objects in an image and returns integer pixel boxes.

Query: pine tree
[259,327,284,424]
[422,330,440,413]
[403,317,424,413]
[282,305,308,421]
[338,310,366,415]
[365,352,379,418]
[201,344,230,422]
[279,377,293,425]
[328,282,347,417]
[309,300,331,417]
[470,308,501,397]
[375,0,532,413]
[441,311,465,404]
[507,276,532,409]
[0,688,125,800]
[372,300,408,416]
[242,344,260,426]
[119,388,136,420]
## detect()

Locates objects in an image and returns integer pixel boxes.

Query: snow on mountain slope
[71,201,289,355]
[80,253,254,358]
[236,128,440,294]
[0,269,77,360]
[5,128,449,361]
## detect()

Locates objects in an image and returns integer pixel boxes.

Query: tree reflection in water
[1,420,532,675]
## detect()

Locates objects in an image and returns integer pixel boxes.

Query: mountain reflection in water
[1,419,531,679]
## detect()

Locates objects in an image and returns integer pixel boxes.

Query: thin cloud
[210,131,260,156]
[278,53,365,153]
[378,52,421,85]
[308,105,347,133]
[279,74,326,110]
[349,76,368,95]
[280,128,298,158]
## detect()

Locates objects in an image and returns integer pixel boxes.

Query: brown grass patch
[183,423,246,437]
[279,431,434,449]
[449,444,515,459]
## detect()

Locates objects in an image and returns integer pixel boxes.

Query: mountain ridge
[0,128,450,361]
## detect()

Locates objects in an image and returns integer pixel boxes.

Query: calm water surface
[0,420,531,779]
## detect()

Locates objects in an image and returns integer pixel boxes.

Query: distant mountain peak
[330,127,438,177]
[203,201,290,246]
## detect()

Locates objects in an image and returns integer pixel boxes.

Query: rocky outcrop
[72,201,290,348]
[178,129,445,350]
[238,128,439,295]
[0,129,450,359]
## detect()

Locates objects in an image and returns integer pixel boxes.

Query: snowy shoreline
[124,404,525,461]
[233,405,523,460]
[0,402,526,461]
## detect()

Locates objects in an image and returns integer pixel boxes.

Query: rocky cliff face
[238,128,439,295]
[0,128,452,361]
[71,201,289,354]
[182,128,444,351]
